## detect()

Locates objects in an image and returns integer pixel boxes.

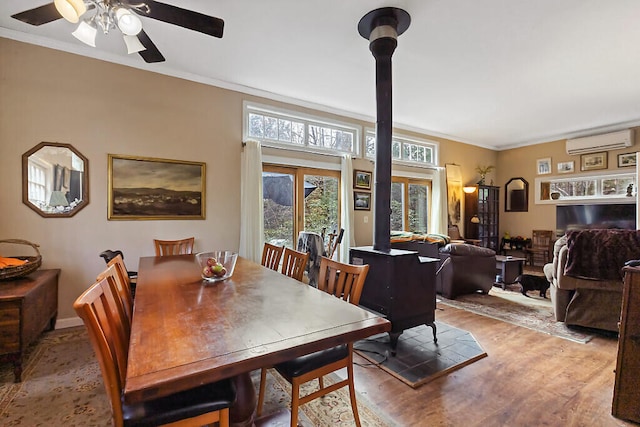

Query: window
[535,171,636,203]
[390,177,431,233]
[263,165,340,249]
[365,131,438,167]
[28,160,48,207]
[245,103,360,156]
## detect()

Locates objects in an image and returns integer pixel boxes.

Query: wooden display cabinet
[464,185,500,251]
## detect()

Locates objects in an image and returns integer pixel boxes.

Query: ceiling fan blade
[136,30,165,63]
[11,3,61,26]
[129,0,224,38]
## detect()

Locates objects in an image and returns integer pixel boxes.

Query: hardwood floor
[349,302,633,426]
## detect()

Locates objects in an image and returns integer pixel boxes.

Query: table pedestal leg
[230,372,257,427]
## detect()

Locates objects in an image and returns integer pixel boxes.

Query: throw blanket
[390,231,450,247]
[565,229,640,281]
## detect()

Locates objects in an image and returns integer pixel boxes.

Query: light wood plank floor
[350,302,633,426]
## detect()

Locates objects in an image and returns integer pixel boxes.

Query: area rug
[0,327,392,426]
[354,322,487,389]
[438,286,595,344]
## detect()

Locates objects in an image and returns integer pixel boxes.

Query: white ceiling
[2,0,640,150]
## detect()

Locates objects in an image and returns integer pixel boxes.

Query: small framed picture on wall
[617,152,637,168]
[354,191,371,210]
[354,170,372,190]
[580,152,608,171]
[557,161,574,174]
[536,158,551,175]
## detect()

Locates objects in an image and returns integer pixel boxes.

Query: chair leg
[219,407,230,427]
[346,362,362,427]
[318,375,324,390]
[290,379,301,427]
[257,368,268,416]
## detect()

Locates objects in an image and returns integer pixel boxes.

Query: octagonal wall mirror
[505,177,528,212]
[22,142,89,218]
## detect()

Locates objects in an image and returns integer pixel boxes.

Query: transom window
[365,131,438,167]
[244,103,359,156]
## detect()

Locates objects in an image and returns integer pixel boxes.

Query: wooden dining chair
[96,263,133,338]
[257,256,370,427]
[280,247,310,282]
[104,253,136,299]
[153,237,195,256]
[74,277,236,427]
[524,230,554,266]
[261,242,284,271]
[99,249,138,284]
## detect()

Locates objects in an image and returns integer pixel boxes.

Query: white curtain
[239,140,263,262]
[340,155,355,263]
[430,167,448,235]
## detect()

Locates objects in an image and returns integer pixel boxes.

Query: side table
[0,269,59,382]
[494,255,525,290]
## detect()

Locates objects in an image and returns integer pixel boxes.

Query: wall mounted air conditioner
[566,129,634,155]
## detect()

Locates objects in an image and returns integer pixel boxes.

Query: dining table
[124,254,391,426]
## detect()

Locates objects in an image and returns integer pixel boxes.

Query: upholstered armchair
[438,243,496,299]
[543,229,639,332]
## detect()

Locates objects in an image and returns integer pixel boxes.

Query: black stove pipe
[358,8,411,252]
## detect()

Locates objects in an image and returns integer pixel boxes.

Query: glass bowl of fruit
[196,251,238,282]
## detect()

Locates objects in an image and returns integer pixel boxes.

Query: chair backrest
[99,249,124,264]
[448,225,462,240]
[96,263,132,340]
[261,243,284,271]
[532,230,553,248]
[317,256,369,305]
[154,237,195,256]
[74,277,129,426]
[281,247,310,282]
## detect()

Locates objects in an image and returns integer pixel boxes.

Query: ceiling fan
[11,0,224,63]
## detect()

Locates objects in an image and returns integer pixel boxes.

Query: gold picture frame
[108,154,206,220]
[354,170,372,190]
[580,152,608,171]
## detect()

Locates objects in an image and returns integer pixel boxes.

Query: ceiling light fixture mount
[55,0,147,53]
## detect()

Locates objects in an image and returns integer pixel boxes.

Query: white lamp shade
[116,8,143,36]
[54,0,87,23]
[72,21,97,47]
[123,35,146,54]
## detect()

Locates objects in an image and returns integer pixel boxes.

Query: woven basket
[0,239,42,281]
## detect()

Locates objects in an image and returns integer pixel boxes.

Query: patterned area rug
[438,286,595,344]
[0,327,392,426]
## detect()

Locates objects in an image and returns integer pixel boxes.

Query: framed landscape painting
[354,170,372,190]
[354,191,371,210]
[108,154,206,220]
[617,152,637,168]
[581,152,607,171]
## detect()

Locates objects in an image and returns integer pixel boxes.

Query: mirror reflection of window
[22,142,89,217]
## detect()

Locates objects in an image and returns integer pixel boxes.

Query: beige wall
[2,38,635,323]
[498,130,640,238]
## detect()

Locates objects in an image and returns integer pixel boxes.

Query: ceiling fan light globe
[54,0,87,23]
[72,21,97,47]
[123,35,146,54]
[115,8,143,36]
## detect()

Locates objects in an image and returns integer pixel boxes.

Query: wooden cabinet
[612,265,640,423]
[0,269,59,382]
[464,185,499,251]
